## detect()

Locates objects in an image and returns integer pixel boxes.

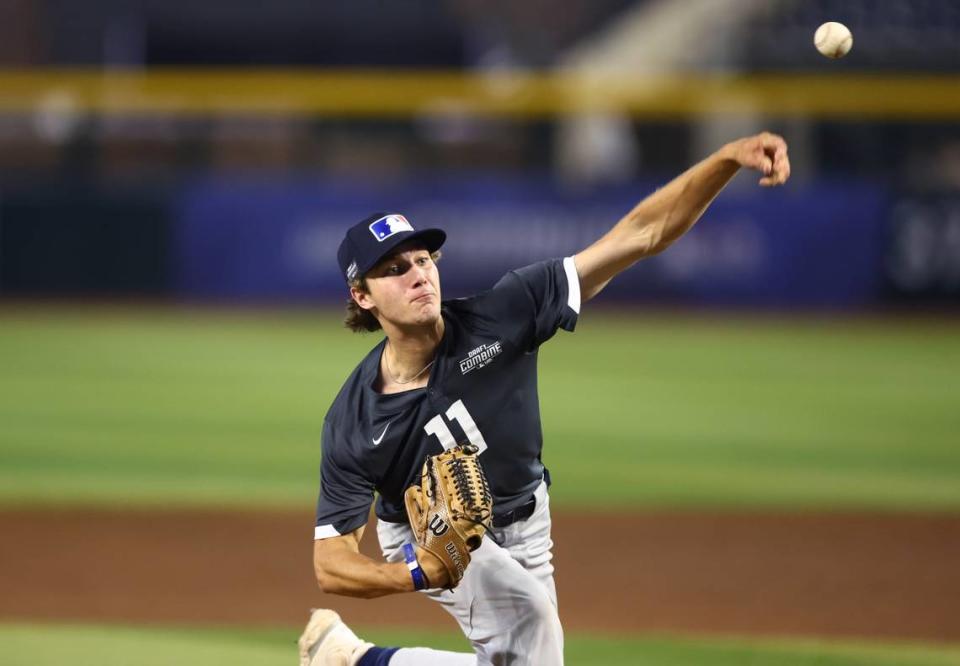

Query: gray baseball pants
[377,480,563,665]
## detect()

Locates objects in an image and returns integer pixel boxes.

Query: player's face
[355,244,442,328]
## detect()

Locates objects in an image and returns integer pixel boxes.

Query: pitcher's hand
[724,132,791,187]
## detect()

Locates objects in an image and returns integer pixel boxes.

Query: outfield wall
[174,175,887,307]
[2,175,959,307]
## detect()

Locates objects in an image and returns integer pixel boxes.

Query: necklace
[384,345,435,385]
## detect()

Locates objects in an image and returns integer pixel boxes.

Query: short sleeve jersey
[315,257,580,539]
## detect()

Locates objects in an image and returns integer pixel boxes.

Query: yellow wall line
[0,69,957,119]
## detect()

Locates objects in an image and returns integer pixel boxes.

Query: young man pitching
[302,133,791,666]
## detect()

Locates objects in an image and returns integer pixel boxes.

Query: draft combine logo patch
[369,214,414,242]
[459,341,503,375]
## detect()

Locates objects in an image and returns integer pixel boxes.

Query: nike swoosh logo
[372,422,391,446]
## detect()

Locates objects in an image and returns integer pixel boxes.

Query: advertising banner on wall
[883,194,960,302]
[174,175,888,307]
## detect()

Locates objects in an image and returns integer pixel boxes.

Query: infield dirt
[2,508,958,641]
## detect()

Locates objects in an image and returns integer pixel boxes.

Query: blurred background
[1,0,959,306]
[1,1,959,665]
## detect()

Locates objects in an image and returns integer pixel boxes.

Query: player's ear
[350,285,376,311]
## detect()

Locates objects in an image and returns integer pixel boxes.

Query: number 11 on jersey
[423,399,488,453]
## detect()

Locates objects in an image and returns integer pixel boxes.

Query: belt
[492,496,536,528]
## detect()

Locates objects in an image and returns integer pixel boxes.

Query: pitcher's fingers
[777,158,792,183]
[759,170,788,186]
[761,132,788,153]
[756,145,774,175]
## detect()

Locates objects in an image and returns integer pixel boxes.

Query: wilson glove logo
[445,542,466,577]
[428,515,449,536]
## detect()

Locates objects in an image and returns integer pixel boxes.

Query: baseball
[814,22,853,59]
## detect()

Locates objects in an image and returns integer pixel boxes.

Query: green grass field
[1,307,958,510]
[3,623,960,666]
[2,306,959,665]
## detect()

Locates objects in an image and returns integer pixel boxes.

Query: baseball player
[300,132,791,666]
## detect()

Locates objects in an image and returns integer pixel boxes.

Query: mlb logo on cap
[337,212,446,284]
[369,214,414,241]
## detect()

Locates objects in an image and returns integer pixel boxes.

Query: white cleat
[298,608,375,666]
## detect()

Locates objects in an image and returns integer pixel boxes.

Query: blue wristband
[403,543,427,591]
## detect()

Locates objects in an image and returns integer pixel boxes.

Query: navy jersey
[314,257,580,539]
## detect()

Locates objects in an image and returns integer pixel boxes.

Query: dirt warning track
[1,508,958,642]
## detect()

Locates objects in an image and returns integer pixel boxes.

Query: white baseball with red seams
[815,22,853,59]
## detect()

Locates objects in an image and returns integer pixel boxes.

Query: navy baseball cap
[337,212,446,283]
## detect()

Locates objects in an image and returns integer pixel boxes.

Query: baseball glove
[404,443,493,589]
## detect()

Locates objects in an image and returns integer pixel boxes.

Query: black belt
[492,496,536,528]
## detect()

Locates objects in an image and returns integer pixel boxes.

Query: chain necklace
[384,344,435,385]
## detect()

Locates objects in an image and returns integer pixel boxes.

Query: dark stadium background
[1,2,959,665]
